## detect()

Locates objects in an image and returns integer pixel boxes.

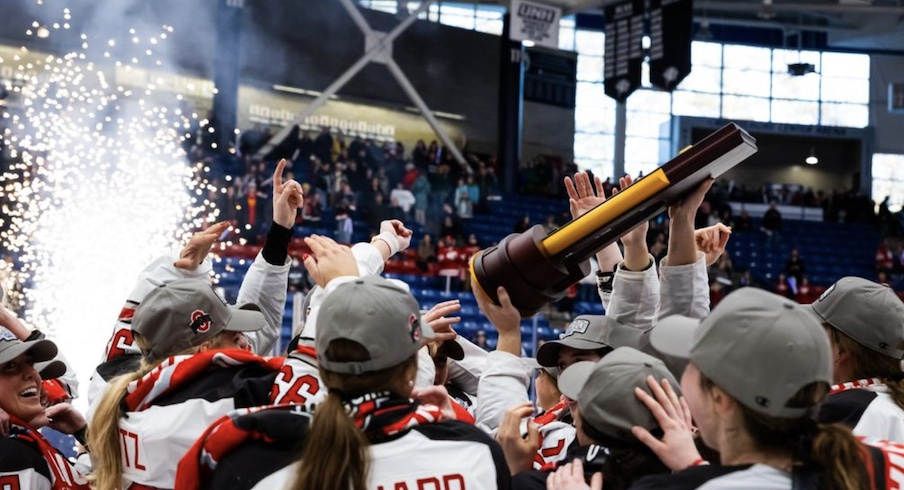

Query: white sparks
[1,12,216,404]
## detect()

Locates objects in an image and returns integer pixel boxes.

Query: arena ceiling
[472,0,904,52]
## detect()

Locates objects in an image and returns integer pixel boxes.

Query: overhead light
[805,147,818,165]
[757,0,776,20]
[521,40,535,48]
[36,25,51,38]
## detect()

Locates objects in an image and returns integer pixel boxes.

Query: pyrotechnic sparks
[0,5,220,401]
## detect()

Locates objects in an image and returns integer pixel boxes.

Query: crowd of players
[1,159,904,490]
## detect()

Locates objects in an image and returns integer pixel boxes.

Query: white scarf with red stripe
[829,377,885,396]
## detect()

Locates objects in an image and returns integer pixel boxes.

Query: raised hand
[565,171,607,220]
[273,158,304,228]
[302,235,359,287]
[377,219,414,254]
[174,221,231,270]
[423,299,461,344]
[669,178,714,223]
[44,403,87,435]
[615,175,649,250]
[497,402,540,475]
[695,223,732,266]
[630,376,702,471]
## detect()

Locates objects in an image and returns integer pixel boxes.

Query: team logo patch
[408,313,421,343]
[0,327,17,342]
[190,310,213,334]
[561,319,590,339]
[818,283,836,302]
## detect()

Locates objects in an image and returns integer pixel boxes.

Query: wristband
[690,458,709,467]
[372,232,401,257]
[596,264,618,293]
[74,425,89,450]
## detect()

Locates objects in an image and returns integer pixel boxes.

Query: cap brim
[36,359,66,380]
[650,315,701,360]
[437,339,464,360]
[225,304,267,332]
[535,337,610,367]
[557,361,596,400]
[0,338,58,366]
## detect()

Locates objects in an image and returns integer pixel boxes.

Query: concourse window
[872,153,904,213]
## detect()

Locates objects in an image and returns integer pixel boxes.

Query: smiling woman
[0,328,91,489]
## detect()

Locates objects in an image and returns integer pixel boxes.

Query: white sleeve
[237,252,291,357]
[659,252,710,319]
[446,336,489,397]
[605,255,660,332]
[475,351,533,433]
[415,346,436,389]
[351,242,385,276]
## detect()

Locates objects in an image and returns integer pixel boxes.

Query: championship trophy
[470,123,757,316]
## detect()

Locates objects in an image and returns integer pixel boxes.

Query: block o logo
[190,310,212,334]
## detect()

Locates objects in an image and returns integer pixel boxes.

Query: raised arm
[239,159,302,356]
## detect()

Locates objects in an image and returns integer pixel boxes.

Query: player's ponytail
[827,327,904,411]
[291,339,418,490]
[809,422,871,490]
[87,361,155,490]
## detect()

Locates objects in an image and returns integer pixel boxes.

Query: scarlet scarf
[174,404,313,490]
[8,415,90,490]
[344,391,444,442]
[122,349,284,412]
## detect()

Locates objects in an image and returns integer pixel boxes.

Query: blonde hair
[290,339,418,490]
[87,331,235,490]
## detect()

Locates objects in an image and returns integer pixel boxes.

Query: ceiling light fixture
[758,0,776,20]
[805,147,818,165]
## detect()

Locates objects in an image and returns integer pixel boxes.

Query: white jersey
[820,378,904,442]
[250,421,510,490]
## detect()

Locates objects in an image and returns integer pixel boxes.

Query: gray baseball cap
[805,277,904,359]
[0,326,57,368]
[132,279,266,363]
[536,315,616,367]
[316,276,434,375]
[558,347,680,442]
[652,288,832,419]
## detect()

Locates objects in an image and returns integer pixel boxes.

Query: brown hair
[828,327,904,410]
[87,331,236,490]
[700,375,870,490]
[290,339,418,490]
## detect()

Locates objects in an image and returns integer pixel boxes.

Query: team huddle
[1,160,904,490]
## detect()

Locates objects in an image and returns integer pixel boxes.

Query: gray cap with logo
[805,276,904,359]
[536,315,616,367]
[316,276,435,375]
[558,347,680,442]
[0,326,58,370]
[653,287,832,418]
[132,279,266,363]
